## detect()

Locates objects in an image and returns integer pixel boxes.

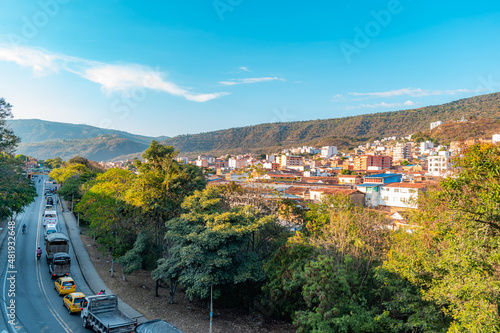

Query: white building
[379,183,426,209]
[493,134,500,144]
[321,146,338,159]
[420,141,434,153]
[427,151,451,177]
[228,157,247,169]
[430,121,443,130]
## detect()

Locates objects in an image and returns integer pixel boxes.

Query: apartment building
[353,155,392,171]
[393,143,412,161]
[427,151,451,177]
[321,146,338,159]
[279,155,303,168]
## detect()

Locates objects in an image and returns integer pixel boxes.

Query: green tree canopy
[385,143,500,331]
[152,187,268,304]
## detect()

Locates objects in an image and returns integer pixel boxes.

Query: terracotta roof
[310,188,361,196]
[283,186,309,195]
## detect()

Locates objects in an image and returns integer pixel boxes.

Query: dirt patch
[80,234,295,333]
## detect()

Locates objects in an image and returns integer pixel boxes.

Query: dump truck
[46,232,69,263]
[49,252,71,279]
[81,294,136,333]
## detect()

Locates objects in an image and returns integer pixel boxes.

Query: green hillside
[6,119,169,144]
[161,92,500,156]
[10,92,500,161]
[15,134,149,161]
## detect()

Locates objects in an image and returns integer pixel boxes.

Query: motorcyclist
[22,224,26,234]
[36,247,42,259]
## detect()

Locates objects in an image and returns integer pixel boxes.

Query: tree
[116,230,155,281]
[0,98,20,154]
[385,143,500,331]
[152,187,267,304]
[0,98,37,220]
[126,141,205,249]
[76,168,137,252]
[0,155,37,220]
[44,157,64,169]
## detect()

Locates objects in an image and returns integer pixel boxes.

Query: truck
[43,209,58,226]
[46,232,69,263]
[81,294,137,333]
[49,252,71,279]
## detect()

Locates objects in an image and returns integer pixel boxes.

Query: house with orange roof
[309,187,365,206]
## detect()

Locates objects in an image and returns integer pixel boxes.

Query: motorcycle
[22,226,26,234]
[36,252,41,261]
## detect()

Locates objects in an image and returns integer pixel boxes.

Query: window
[394,188,399,193]
[383,196,388,201]
[409,189,416,193]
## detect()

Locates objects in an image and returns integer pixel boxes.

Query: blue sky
[1,1,500,137]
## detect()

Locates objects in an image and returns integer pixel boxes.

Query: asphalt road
[0,176,93,333]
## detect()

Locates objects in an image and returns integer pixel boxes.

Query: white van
[43,210,58,226]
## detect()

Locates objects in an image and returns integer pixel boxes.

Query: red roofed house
[309,188,365,206]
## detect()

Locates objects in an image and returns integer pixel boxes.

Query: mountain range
[8,92,500,161]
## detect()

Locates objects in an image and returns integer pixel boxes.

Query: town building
[379,182,427,209]
[393,143,412,161]
[279,155,303,168]
[321,146,338,159]
[430,121,443,130]
[427,151,451,177]
[356,173,403,207]
[353,155,393,171]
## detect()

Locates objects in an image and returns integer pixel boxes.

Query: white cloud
[0,45,228,102]
[219,77,285,86]
[332,94,345,102]
[346,100,418,110]
[349,87,474,99]
[239,66,250,72]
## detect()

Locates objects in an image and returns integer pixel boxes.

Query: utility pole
[209,285,213,333]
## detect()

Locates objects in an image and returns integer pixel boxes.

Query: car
[54,276,76,296]
[63,292,86,314]
[136,319,184,333]
[44,226,57,240]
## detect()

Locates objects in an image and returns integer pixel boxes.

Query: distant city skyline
[1,1,500,137]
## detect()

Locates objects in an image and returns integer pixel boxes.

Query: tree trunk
[169,278,178,304]
[155,279,160,297]
[122,270,127,281]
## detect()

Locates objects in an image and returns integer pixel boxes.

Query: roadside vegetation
[48,137,500,332]
[0,98,37,221]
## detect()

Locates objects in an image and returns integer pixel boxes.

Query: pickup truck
[81,294,136,333]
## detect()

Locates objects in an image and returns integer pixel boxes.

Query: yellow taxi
[63,292,86,314]
[54,276,76,296]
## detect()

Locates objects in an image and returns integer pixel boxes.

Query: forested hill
[161,92,500,156]
[7,119,168,144]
